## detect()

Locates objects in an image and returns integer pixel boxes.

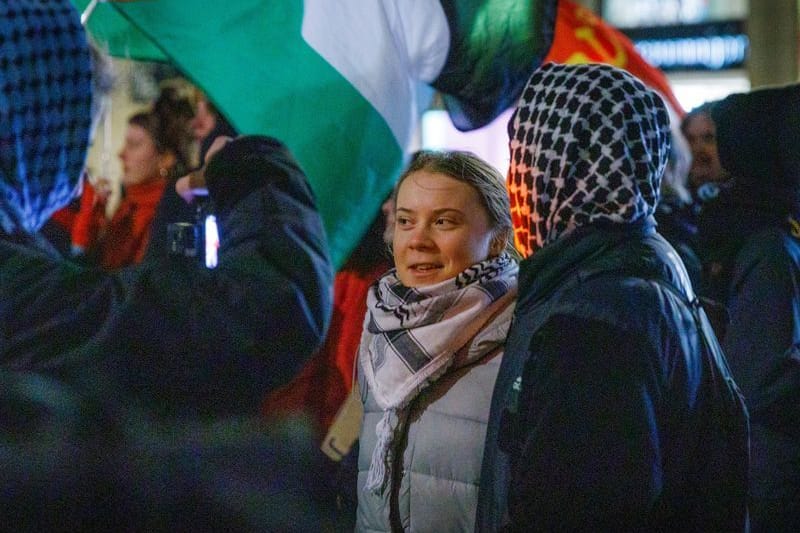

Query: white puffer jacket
[355,302,514,533]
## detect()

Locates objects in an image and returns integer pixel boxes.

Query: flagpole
[80,0,116,205]
[80,0,105,26]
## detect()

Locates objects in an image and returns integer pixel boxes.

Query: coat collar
[517,216,689,308]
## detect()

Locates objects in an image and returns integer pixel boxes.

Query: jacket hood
[0,0,93,235]
[205,135,317,216]
[711,84,800,194]
[507,62,670,257]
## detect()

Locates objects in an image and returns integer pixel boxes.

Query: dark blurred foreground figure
[0,370,339,530]
[261,196,392,439]
[477,63,750,532]
[697,85,800,531]
[0,1,334,528]
[2,131,333,418]
[260,193,394,530]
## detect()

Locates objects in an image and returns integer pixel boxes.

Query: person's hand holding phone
[175,135,233,203]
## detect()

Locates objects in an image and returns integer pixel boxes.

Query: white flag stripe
[302,0,450,148]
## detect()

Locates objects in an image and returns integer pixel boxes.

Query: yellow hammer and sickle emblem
[564,6,627,67]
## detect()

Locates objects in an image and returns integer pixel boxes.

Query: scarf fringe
[365,409,399,494]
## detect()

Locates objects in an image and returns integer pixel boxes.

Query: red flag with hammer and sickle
[544,0,685,117]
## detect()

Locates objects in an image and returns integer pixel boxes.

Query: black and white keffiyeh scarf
[360,253,518,493]
[507,62,671,257]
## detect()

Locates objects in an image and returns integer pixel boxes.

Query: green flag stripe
[74,0,166,62]
[75,0,404,269]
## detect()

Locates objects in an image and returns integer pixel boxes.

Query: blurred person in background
[697,85,800,531]
[70,85,194,269]
[681,102,731,202]
[145,89,238,260]
[191,91,239,163]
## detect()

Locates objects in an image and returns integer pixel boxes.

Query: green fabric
[433,0,556,129]
[73,0,402,269]
[73,0,166,61]
[72,0,555,268]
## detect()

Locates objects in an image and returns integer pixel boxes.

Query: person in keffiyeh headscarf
[476,63,750,532]
[355,150,519,532]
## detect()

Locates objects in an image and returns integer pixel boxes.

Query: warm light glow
[420,109,513,175]
[205,215,219,269]
[668,70,750,110]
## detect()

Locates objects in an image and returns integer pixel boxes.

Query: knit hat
[507,63,671,257]
[0,0,93,235]
[711,84,800,192]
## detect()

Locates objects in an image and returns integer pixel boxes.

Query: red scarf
[100,179,167,269]
[71,178,167,270]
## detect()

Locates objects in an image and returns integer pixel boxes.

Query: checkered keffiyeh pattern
[360,253,518,493]
[507,62,670,257]
[0,0,93,235]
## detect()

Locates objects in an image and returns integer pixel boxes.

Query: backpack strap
[648,274,750,527]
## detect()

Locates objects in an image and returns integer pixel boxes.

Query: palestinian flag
[73,0,556,268]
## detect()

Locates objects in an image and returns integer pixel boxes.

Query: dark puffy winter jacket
[0,136,333,420]
[477,221,749,532]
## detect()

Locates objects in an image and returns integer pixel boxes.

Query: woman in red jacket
[72,86,193,269]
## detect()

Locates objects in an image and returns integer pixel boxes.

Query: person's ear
[158,151,177,174]
[489,231,508,256]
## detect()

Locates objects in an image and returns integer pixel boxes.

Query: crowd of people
[2,0,799,531]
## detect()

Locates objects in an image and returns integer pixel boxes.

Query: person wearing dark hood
[696,85,800,531]
[476,63,749,532]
